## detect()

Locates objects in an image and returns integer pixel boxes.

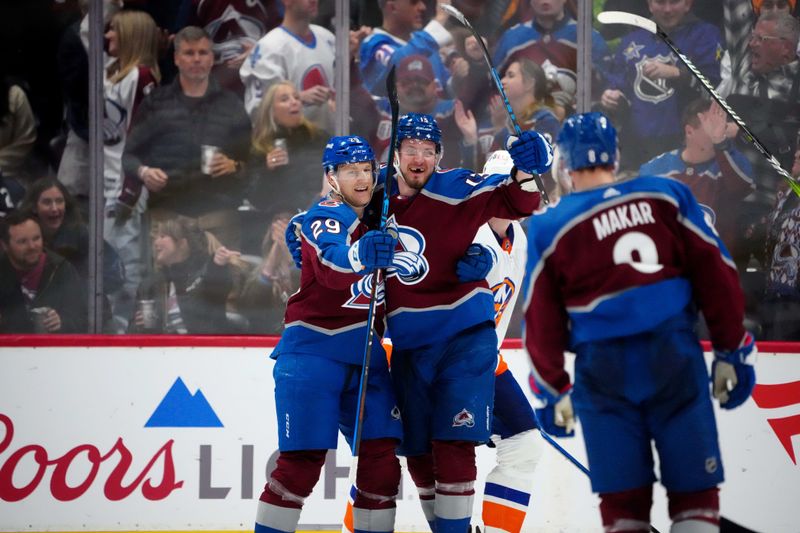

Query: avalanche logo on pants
[385,215,429,285]
[452,408,475,428]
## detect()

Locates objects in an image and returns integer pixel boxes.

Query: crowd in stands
[0,0,799,340]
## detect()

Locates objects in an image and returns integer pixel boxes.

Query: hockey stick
[532,409,663,533]
[597,10,800,198]
[441,4,551,204]
[343,66,400,533]
[537,423,590,476]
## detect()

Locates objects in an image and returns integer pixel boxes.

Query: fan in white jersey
[239,0,335,131]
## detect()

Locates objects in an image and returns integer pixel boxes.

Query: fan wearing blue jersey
[255,136,403,533]
[374,113,552,533]
[523,112,757,533]
[359,0,453,97]
[599,0,723,169]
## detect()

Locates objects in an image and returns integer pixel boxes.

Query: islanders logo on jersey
[344,272,385,309]
[385,214,429,285]
[634,53,676,104]
[491,277,517,326]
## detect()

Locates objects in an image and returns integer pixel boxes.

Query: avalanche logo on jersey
[301,64,331,92]
[699,203,719,233]
[634,54,676,104]
[385,214,429,285]
[344,272,385,309]
[205,4,266,63]
[103,99,127,146]
[491,277,517,326]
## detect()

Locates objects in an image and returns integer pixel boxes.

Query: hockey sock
[407,453,436,532]
[255,449,327,533]
[432,440,477,533]
[349,439,401,533]
[667,488,719,533]
[599,486,653,532]
[482,430,542,533]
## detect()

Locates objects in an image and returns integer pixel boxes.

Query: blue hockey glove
[531,378,576,438]
[506,130,554,176]
[285,212,305,269]
[348,230,398,272]
[712,332,757,410]
[456,243,495,282]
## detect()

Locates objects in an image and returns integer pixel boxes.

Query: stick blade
[441,3,469,27]
[597,11,657,34]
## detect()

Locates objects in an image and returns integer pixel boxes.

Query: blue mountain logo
[145,377,223,428]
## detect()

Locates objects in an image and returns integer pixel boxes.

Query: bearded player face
[396,138,438,190]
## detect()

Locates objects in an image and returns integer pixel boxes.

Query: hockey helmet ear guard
[395,112,442,153]
[322,135,378,183]
[556,111,617,172]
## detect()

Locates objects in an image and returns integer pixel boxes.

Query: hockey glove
[506,130,554,176]
[456,243,495,282]
[712,332,757,410]
[348,230,398,272]
[285,212,305,269]
[531,378,576,438]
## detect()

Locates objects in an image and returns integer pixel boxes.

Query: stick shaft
[442,5,551,203]
[654,28,800,195]
[351,67,399,458]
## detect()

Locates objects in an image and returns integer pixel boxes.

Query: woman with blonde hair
[103,9,161,331]
[243,80,328,254]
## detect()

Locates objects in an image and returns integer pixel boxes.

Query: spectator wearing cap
[359,0,454,97]
[363,53,474,169]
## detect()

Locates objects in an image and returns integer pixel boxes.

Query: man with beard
[373,113,551,533]
[369,54,470,167]
[0,210,86,333]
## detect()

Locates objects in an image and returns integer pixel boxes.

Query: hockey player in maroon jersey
[523,112,757,532]
[373,112,552,533]
[255,136,403,533]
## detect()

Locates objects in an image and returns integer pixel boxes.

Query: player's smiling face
[397,138,437,190]
[331,161,375,208]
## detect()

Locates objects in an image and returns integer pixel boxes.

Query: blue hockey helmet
[322,135,376,174]
[396,112,442,152]
[556,112,617,171]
